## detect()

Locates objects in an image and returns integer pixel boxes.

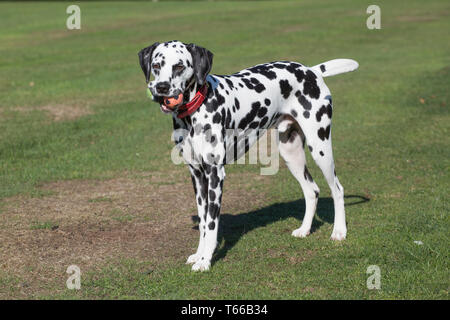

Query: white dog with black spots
[138,40,358,271]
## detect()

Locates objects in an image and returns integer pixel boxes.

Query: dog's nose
[155,82,170,95]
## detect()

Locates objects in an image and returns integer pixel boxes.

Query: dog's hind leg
[292,95,347,240]
[277,115,320,238]
[186,165,208,264]
[308,133,346,241]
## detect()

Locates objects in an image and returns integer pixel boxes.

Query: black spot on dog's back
[295,90,312,110]
[247,64,277,80]
[303,70,321,99]
[279,79,292,99]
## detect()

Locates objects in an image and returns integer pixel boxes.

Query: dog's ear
[138,42,160,83]
[186,43,213,86]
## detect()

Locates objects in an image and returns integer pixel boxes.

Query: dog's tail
[311,59,359,77]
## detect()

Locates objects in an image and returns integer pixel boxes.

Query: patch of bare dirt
[10,104,93,122]
[0,171,270,298]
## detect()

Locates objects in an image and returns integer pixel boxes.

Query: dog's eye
[152,64,160,70]
[174,65,185,72]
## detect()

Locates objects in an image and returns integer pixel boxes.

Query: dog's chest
[174,102,279,165]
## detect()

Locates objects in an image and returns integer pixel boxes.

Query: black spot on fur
[273,63,287,69]
[215,89,226,107]
[238,101,261,129]
[304,166,313,182]
[209,202,220,219]
[208,221,216,230]
[225,78,234,90]
[203,123,211,133]
[242,77,266,93]
[316,104,333,122]
[247,64,277,80]
[191,176,197,195]
[303,111,310,118]
[260,116,269,127]
[318,125,331,141]
[264,98,271,106]
[291,109,298,117]
[225,108,232,128]
[213,112,221,124]
[200,179,208,201]
[258,107,268,118]
[279,80,292,99]
[320,64,326,72]
[320,151,324,156]
[303,70,321,99]
[209,190,216,202]
[202,162,212,174]
[286,63,305,83]
[249,121,259,129]
[295,91,312,110]
[210,167,220,189]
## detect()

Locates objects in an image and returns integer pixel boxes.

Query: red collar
[176,84,208,119]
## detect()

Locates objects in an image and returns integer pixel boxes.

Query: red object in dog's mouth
[161,93,184,113]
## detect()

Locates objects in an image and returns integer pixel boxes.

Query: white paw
[292,227,310,238]
[186,253,201,265]
[331,227,347,241]
[191,259,211,272]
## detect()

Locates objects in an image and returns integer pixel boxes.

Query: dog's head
[138,40,213,114]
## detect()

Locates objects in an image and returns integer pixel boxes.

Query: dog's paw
[186,253,201,265]
[191,259,211,272]
[330,227,347,241]
[291,227,310,238]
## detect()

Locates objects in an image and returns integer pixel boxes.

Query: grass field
[0,0,449,299]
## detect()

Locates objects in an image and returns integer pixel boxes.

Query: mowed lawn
[0,0,448,299]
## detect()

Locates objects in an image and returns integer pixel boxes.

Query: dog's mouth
[154,93,184,114]
[160,103,172,114]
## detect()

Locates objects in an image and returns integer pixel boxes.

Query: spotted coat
[138,41,359,271]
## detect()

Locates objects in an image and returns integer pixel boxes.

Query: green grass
[29,221,58,231]
[0,0,449,299]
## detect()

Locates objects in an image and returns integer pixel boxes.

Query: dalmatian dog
[138,40,358,271]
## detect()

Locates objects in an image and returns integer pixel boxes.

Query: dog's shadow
[191,195,369,265]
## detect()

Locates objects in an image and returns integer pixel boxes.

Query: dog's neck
[184,77,199,103]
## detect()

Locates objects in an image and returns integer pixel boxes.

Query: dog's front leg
[186,165,209,265]
[191,164,225,272]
